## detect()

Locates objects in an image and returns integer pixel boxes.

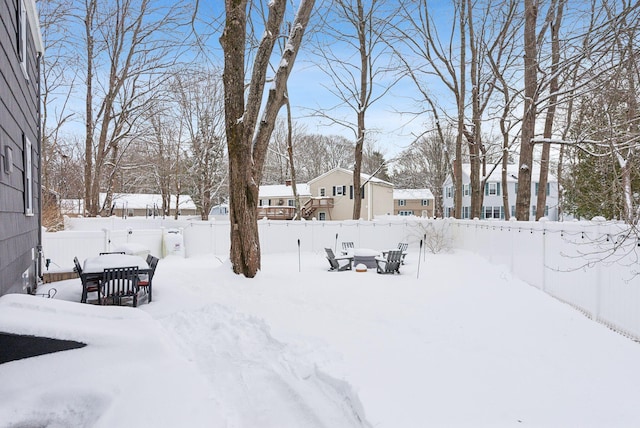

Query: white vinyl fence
[450,219,640,340]
[43,216,640,340]
[43,216,434,271]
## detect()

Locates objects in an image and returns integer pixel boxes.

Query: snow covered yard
[2,249,640,427]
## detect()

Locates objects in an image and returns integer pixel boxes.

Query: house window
[17,0,28,80]
[334,185,344,196]
[288,199,294,207]
[399,210,413,216]
[462,206,470,219]
[398,199,406,206]
[483,206,503,219]
[485,182,500,196]
[421,199,429,206]
[463,184,470,196]
[445,186,453,198]
[24,136,33,215]
[318,212,326,221]
[319,187,325,197]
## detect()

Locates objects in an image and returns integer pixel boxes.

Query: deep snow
[2,249,640,427]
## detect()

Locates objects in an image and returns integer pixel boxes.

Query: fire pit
[352,248,379,269]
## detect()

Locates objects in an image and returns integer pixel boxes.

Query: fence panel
[42,231,106,270]
[452,219,640,340]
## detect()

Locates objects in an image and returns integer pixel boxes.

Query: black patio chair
[100,266,141,307]
[375,249,402,274]
[325,248,353,272]
[75,256,100,304]
[138,255,159,303]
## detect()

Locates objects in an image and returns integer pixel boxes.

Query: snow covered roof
[60,194,198,213]
[106,193,196,210]
[259,183,311,198]
[308,167,394,187]
[393,189,434,200]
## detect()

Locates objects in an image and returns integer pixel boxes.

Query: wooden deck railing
[257,206,297,220]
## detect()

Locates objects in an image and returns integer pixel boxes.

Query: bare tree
[535,0,565,220]
[171,68,227,220]
[310,0,396,219]
[392,127,456,218]
[263,118,304,184]
[392,0,468,218]
[563,1,640,223]
[80,0,189,216]
[484,0,522,220]
[294,134,353,181]
[141,95,185,218]
[221,0,314,277]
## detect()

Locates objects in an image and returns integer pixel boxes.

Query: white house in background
[208,203,229,219]
[442,163,559,220]
[304,167,394,221]
[393,189,435,217]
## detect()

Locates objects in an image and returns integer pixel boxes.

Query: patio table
[348,248,381,269]
[81,254,151,304]
[84,253,149,273]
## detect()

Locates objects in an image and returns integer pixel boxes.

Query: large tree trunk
[285,99,302,220]
[454,0,466,219]
[221,0,259,277]
[516,0,538,221]
[352,0,367,220]
[83,0,96,216]
[222,0,314,276]
[536,0,564,220]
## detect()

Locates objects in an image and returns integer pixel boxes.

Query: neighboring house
[393,189,435,217]
[0,0,44,295]
[61,193,198,217]
[304,167,394,221]
[442,163,559,220]
[258,181,311,220]
[208,203,229,220]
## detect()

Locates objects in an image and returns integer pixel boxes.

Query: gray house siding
[0,0,42,295]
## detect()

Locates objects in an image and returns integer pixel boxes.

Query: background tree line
[38,0,639,231]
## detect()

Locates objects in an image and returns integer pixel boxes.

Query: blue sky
[191,1,443,159]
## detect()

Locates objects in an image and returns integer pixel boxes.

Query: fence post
[542,222,546,292]
[510,223,515,274]
[594,223,602,321]
[102,228,110,252]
